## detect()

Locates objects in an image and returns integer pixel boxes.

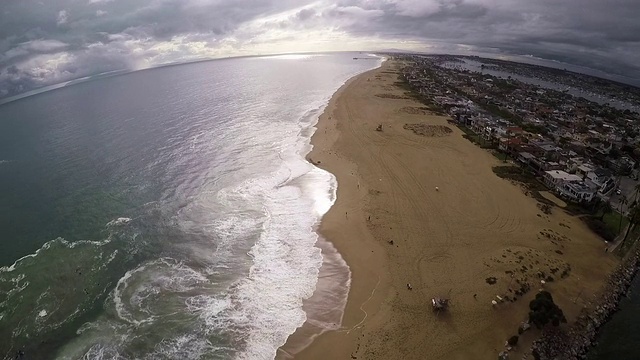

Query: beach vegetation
[528,291,567,329]
[491,166,546,191]
[602,210,629,236]
[584,216,617,242]
[492,150,514,162]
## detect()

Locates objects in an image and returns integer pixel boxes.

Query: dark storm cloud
[326,0,640,79]
[1,0,639,99]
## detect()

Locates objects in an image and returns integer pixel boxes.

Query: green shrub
[528,291,567,328]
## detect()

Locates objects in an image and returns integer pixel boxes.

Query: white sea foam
[112,263,151,326]
[114,258,209,326]
[106,217,132,227]
[0,215,128,273]
[145,334,215,360]
[80,344,126,360]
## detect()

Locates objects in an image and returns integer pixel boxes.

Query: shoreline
[278,65,389,359]
[289,60,620,359]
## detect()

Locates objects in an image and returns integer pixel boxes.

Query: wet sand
[287,60,619,359]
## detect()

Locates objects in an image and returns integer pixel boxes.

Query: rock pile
[529,250,640,360]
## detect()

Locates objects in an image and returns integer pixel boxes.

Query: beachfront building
[498,137,523,153]
[543,170,596,202]
[564,182,597,202]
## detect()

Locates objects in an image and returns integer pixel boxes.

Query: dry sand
[286,61,619,359]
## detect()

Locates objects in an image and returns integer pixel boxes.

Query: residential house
[575,163,595,179]
[586,168,613,188]
[499,137,523,153]
[544,170,596,202]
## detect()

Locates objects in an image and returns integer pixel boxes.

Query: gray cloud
[1,0,639,99]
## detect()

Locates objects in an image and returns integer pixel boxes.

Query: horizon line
[1,50,639,107]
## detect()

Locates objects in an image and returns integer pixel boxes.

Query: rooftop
[593,168,613,178]
[566,182,595,193]
[519,152,536,160]
[546,170,582,182]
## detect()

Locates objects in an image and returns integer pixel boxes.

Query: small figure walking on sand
[368,215,371,221]
[473,294,477,299]
[407,283,412,290]
[435,186,439,191]
[346,211,348,219]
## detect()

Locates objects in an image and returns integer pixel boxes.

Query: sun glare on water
[265,54,319,60]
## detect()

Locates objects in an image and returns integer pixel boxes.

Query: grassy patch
[602,210,629,235]
[462,133,482,144]
[491,165,555,208]
[492,151,514,162]
[583,216,617,242]
[563,202,594,216]
[458,126,476,136]
[492,166,546,191]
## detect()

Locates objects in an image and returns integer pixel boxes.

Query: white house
[544,170,596,202]
[544,170,582,189]
[564,182,596,202]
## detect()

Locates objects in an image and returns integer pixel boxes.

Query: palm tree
[619,194,628,233]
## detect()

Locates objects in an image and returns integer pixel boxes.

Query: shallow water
[0,53,381,359]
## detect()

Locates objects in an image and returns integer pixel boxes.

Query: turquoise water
[0,53,381,359]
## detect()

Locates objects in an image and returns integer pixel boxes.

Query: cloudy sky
[1,0,639,99]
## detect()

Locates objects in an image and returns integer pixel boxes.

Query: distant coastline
[3,51,639,108]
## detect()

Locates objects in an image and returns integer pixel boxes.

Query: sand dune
[290,61,618,360]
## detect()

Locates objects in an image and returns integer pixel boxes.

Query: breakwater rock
[529,250,640,360]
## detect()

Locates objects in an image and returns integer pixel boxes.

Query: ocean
[0,53,382,359]
[587,273,640,360]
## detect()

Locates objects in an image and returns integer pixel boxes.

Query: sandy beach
[287,60,619,359]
